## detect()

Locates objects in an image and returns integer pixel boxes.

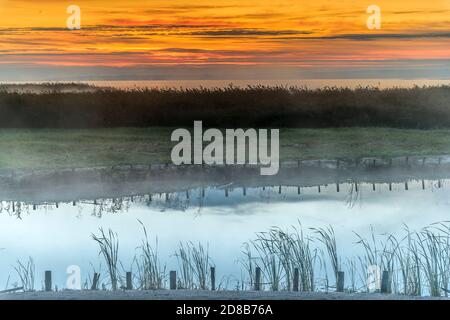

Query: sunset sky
[0,0,449,80]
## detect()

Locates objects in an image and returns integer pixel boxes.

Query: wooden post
[422,179,425,190]
[210,267,216,291]
[372,183,376,191]
[405,181,408,190]
[297,186,301,195]
[337,271,345,292]
[170,271,177,290]
[336,183,340,193]
[45,271,52,292]
[318,185,321,193]
[91,273,100,290]
[126,272,132,290]
[243,187,246,196]
[255,267,261,291]
[438,180,442,188]
[72,201,76,206]
[389,183,392,191]
[293,268,299,292]
[355,183,358,192]
[381,271,391,294]
[225,189,229,197]
[278,186,282,194]
[202,188,205,198]
[186,190,190,199]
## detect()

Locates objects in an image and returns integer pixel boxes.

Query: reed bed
[312,226,341,290]
[1,85,450,129]
[134,221,166,290]
[84,221,450,296]
[174,242,213,290]
[13,257,35,291]
[416,223,450,297]
[8,221,450,297]
[92,228,120,291]
[237,223,450,296]
[241,223,317,291]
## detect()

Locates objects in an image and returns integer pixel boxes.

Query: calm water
[0,179,449,291]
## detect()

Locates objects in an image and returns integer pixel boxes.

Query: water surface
[0,178,448,290]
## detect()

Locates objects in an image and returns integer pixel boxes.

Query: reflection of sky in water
[0,179,449,290]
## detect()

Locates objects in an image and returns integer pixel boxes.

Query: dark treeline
[0,85,449,128]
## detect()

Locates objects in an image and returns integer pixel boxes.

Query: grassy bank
[1,127,450,169]
[1,85,450,129]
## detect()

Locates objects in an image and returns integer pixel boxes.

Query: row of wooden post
[225,179,436,198]
[333,270,391,293]
[243,268,389,293]
[43,270,132,291]
[42,268,391,293]
[21,178,442,212]
[8,156,442,179]
[168,267,390,294]
[169,267,217,291]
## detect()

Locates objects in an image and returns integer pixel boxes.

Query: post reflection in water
[0,176,449,291]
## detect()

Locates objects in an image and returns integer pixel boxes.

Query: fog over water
[0,178,449,290]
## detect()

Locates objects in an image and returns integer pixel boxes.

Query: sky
[0,0,449,80]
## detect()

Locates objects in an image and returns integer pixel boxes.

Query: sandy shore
[1,290,448,300]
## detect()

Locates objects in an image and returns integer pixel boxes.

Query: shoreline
[1,290,449,300]
[0,154,449,203]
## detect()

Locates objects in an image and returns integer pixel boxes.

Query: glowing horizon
[0,0,449,80]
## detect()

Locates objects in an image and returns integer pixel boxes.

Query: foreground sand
[1,290,449,300]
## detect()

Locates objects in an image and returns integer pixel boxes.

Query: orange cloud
[0,0,448,77]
